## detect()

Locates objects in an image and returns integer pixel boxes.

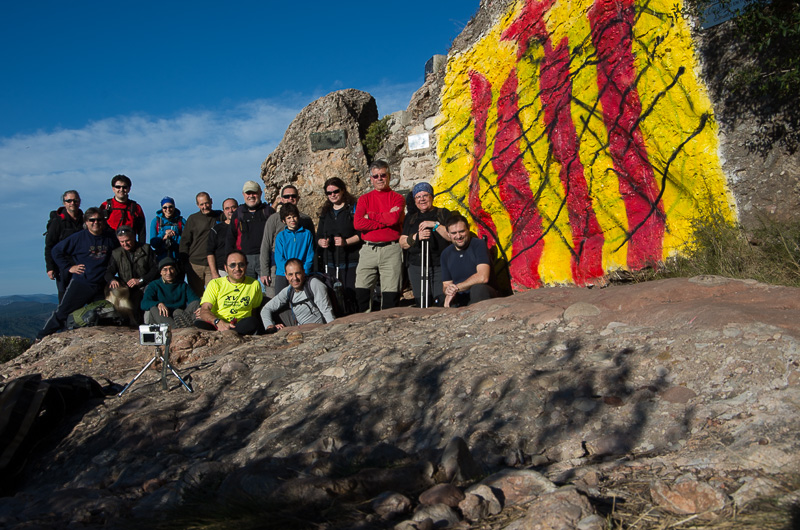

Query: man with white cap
[226,180,274,282]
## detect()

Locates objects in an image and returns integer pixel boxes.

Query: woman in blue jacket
[150,196,186,261]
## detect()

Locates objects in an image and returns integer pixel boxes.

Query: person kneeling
[141,258,200,328]
[260,259,335,333]
[440,214,498,308]
[195,251,264,334]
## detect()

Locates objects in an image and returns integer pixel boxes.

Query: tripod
[118,333,193,396]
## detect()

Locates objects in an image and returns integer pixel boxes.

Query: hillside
[0,295,57,338]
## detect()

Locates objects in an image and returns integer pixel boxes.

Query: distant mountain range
[0,294,58,338]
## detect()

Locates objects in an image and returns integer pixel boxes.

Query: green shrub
[362,116,391,161]
[0,336,33,364]
[659,212,800,286]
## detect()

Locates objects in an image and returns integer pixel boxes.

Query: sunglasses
[282,194,298,200]
[162,205,174,209]
[371,173,389,180]
[64,198,80,203]
[87,218,103,223]
[244,190,260,196]
[226,262,246,269]
[113,185,130,190]
[325,189,341,196]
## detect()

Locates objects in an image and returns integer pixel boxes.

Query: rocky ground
[1,276,799,529]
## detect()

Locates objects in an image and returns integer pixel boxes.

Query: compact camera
[139,323,170,346]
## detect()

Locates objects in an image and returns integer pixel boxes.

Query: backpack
[154,215,184,236]
[284,273,344,323]
[66,300,123,329]
[102,198,140,228]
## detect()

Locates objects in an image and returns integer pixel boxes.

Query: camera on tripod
[139,323,170,346]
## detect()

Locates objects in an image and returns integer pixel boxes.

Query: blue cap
[412,182,434,197]
[161,196,175,207]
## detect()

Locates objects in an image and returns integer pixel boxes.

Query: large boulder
[260,89,378,216]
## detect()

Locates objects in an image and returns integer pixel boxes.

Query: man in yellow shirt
[196,250,264,334]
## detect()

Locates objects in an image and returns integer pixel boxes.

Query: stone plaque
[310,130,347,152]
[408,132,430,151]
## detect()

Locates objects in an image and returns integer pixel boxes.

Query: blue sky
[0,1,478,296]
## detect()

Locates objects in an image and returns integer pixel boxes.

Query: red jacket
[354,189,405,243]
[100,198,146,244]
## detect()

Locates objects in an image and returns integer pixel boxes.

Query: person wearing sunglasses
[37,208,119,339]
[195,251,264,334]
[353,160,405,311]
[259,184,315,296]
[317,177,361,313]
[226,181,274,285]
[150,196,186,262]
[100,174,146,245]
[45,190,84,302]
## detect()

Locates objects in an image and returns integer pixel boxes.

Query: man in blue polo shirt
[440,213,498,308]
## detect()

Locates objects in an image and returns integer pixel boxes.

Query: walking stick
[421,238,430,308]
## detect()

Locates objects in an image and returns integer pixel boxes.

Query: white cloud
[0,99,301,296]
[0,83,422,297]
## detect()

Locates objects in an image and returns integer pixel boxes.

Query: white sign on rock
[408,132,430,151]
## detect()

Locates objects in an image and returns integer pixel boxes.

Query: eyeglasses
[371,173,389,180]
[87,218,103,223]
[415,194,432,201]
[325,189,341,196]
[226,262,246,269]
[113,185,130,190]
[162,205,174,209]
[282,194,298,200]
[244,190,260,196]
[64,199,80,204]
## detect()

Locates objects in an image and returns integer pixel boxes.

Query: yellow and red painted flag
[435,0,736,290]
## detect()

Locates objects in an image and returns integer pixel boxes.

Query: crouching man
[260,259,335,333]
[440,214,498,308]
[141,258,200,328]
[195,251,264,334]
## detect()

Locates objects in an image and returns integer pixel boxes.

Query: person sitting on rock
[105,225,159,322]
[260,258,334,332]
[439,213,498,308]
[141,257,200,328]
[37,208,119,339]
[150,196,186,262]
[195,251,264,334]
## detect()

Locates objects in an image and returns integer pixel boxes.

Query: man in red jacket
[100,174,146,245]
[353,160,405,311]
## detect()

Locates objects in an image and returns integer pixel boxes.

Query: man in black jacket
[105,225,159,323]
[226,180,274,283]
[45,190,84,302]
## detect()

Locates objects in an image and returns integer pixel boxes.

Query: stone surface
[412,503,461,527]
[373,491,413,519]
[480,469,557,507]
[650,475,729,515]
[419,483,465,507]
[516,487,599,530]
[2,277,800,527]
[440,436,481,482]
[259,88,377,215]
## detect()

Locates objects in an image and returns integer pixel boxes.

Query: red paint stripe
[468,70,500,247]
[540,38,606,285]
[588,0,665,269]
[492,70,544,289]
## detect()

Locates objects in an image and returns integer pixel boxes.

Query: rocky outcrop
[1,276,799,528]
[259,89,377,216]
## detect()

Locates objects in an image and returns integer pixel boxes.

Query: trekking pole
[421,238,430,308]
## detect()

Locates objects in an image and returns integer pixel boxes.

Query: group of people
[39,161,499,339]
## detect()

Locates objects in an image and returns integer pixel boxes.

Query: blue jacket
[52,229,118,286]
[150,209,186,261]
[274,225,314,276]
